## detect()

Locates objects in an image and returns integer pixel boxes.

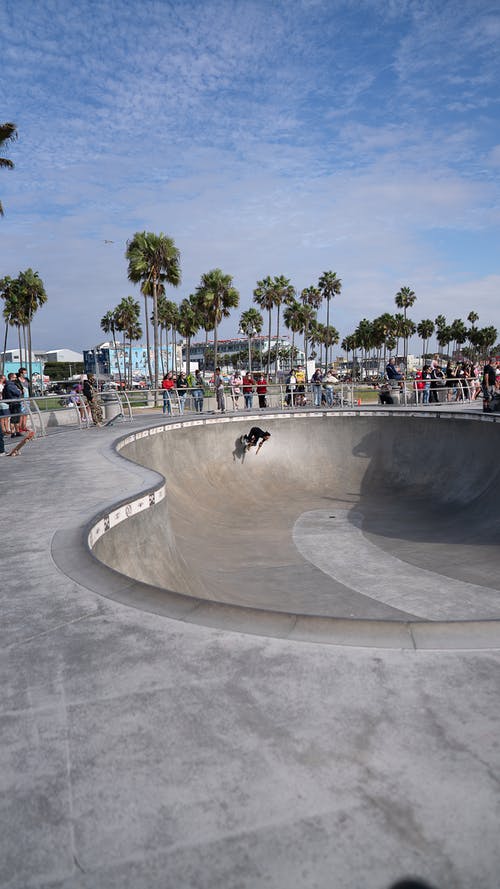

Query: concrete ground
[1,406,499,889]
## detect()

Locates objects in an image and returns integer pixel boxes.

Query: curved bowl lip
[59,407,500,651]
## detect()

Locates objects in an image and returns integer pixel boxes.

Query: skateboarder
[240,427,271,454]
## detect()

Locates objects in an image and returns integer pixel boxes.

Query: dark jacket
[3,378,22,407]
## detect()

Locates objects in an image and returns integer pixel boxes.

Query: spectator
[230,369,243,409]
[242,370,255,409]
[429,362,445,403]
[415,369,425,404]
[256,372,268,408]
[82,375,104,426]
[421,365,431,404]
[0,374,11,437]
[386,357,403,381]
[193,369,204,413]
[311,368,323,407]
[482,355,497,409]
[285,369,297,406]
[322,368,338,407]
[176,371,188,415]
[16,367,30,434]
[3,373,23,436]
[161,371,175,415]
[295,365,306,405]
[214,367,226,413]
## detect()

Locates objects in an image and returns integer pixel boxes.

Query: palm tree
[436,324,452,357]
[394,286,416,369]
[126,231,181,391]
[17,269,47,382]
[100,309,123,387]
[196,269,239,371]
[297,302,317,375]
[341,333,358,378]
[0,275,20,371]
[239,307,263,373]
[283,299,303,369]
[271,275,295,381]
[318,271,342,368]
[417,319,435,361]
[0,122,17,217]
[114,296,141,386]
[177,296,201,375]
[450,318,467,357]
[253,276,275,377]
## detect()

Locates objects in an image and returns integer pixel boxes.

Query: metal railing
[0,376,489,441]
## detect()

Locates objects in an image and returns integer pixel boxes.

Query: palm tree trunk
[326,296,330,369]
[27,322,33,390]
[213,295,219,372]
[266,309,272,378]
[1,320,8,373]
[274,305,281,383]
[152,277,159,392]
[143,295,153,387]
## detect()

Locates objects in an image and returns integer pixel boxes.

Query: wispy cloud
[0,0,498,351]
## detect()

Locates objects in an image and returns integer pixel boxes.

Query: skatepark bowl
[87,410,500,650]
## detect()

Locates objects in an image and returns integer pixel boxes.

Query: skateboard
[8,429,35,456]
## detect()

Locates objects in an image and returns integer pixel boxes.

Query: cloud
[0,0,498,353]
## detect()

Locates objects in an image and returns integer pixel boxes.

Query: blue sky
[1,0,499,353]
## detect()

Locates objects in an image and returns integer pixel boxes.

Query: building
[83,342,182,383]
[186,335,304,372]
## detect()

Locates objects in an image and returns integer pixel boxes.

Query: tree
[17,269,47,383]
[436,325,452,356]
[450,318,467,357]
[271,275,295,381]
[283,299,303,370]
[394,286,416,369]
[253,276,275,378]
[0,275,19,371]
[239,307,264,373]
[0,122,17,217]
[177,296,201,375]
[157,297,179,375]
[196,269,239,371]
[297,302,317,375]
[318,271,342,369]
[114,296,141,386]
[417,319,435,360]
[100,309,123,388]
[126,231,181,391]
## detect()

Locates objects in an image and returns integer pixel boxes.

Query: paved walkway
[2,409,499,889]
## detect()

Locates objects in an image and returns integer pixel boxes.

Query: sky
[1,0,499,354]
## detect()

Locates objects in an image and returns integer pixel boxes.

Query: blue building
[83,342,177,382]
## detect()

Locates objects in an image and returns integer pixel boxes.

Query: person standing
[230,369,243,409]
[193,369,204,413]
[242,370,255,409]
[482,355,497,408]
[322,368,338,407]
[256,372,268,408]
[82,375,104,426]
[285,369,297,406]
[161,371,175,415]
[3,373,23,436]
[176,371,188,415]
[311,368,323,407]
[214,367,226,413]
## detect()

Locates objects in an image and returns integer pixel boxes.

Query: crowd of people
[381,355,499,409]
[0,367,35,456]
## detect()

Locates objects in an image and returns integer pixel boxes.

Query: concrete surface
[1,406,500,889]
